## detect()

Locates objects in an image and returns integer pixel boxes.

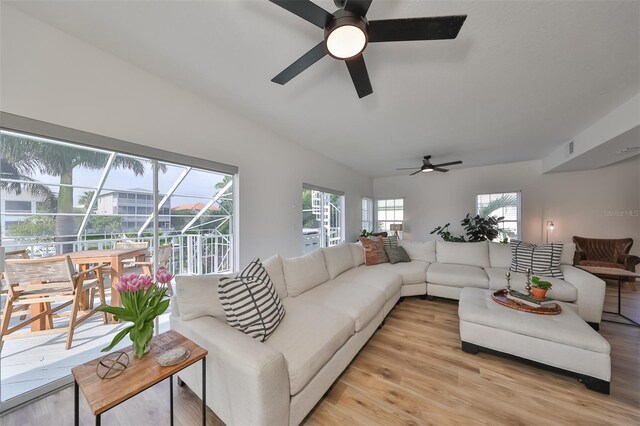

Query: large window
[361,197,373,232]
[476,192,521,241]
[302,185,344,254]
[0,126,236,409]
[376,199,403,233]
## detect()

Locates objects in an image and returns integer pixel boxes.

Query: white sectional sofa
[170,240,605,426]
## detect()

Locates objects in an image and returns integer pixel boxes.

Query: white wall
[0,6,373,266]
[374,157,640,256]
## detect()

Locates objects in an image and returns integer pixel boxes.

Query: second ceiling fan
[397,155,463,175]
[269,0,467,98]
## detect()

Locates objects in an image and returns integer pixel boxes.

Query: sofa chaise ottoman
[458,287,611,393]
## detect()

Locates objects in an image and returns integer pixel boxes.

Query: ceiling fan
[269,0,467,98]
[397,155,463,175]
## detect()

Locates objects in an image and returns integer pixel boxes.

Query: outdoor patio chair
[1,249,31,321]
[122,243,174,295]
[0,256,108,351]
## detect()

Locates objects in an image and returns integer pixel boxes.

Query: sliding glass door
[0,128,236,411]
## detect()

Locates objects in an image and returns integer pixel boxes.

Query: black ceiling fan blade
[368,15,467,43]
[343,0,373,16]
[345,54,373,98]
[410,169,423,176]
[269,0,333,29]
[396,167,420,170]
[432,160,463,167]
[272,42,327,85]
[434,167,449,173]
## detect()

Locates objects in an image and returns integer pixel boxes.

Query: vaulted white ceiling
[7,0,640,177]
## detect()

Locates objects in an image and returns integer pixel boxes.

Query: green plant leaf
[101,325,134,352]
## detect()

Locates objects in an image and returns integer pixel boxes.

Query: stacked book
[506,291,556,308]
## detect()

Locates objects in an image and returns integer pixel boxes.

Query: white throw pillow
[323,243,354,279]
[436,241,490,268]
[398,240,436,262]
[349,242,365,267]
[282,249,330,296]
[560,242,576,265]
[263,254,288,299]
[175,274,232,321]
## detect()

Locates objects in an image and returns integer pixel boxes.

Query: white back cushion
[282,249,330,296]
[176,273,232,321]
[349,242,365,267]
[489,242,512,268]
[263,254,288,299]
[323,243,354,279]
[398,240,436,262]
[560,242,576,265]
[436,241,490,268]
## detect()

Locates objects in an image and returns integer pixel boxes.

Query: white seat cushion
[485,268,578,302]
[436,241,490,269]
[323,243,354,279]
[427,263,489,288]
[282,250,330,296]
[264,298,354,395]
[294,280,385,332]
[398,240,436,262]
[334,266,402,300]
[367,261,429,285]
[459,288,610,354]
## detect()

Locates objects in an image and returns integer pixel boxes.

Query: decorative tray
[491,289,562,315]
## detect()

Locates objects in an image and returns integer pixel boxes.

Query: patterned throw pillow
[359,236,389,266]
[510,241,564,278]
[384,246,411,264]
[218,258,286,342]
[383,235,398,249]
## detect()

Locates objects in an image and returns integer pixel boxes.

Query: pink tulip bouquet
[100,268,173,358]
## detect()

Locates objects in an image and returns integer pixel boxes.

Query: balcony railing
[1,233,233,275]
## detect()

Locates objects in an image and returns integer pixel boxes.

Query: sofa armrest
[170,295,180,317]
[561,265,606,324]
[171,316,290,426]
[617,254,640,270]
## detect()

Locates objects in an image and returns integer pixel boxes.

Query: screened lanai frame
[0,112,239,411]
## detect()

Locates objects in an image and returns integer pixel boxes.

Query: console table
[577,265,640,327]
[72,330,207,425]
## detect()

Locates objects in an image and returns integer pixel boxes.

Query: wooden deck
[1,297,171,403]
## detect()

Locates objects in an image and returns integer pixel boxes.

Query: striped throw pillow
[218,258,286,342]
[383,235,398,249]
[510,241,564,278]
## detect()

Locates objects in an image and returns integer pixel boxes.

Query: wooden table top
[577,265,640,279]
[72,330,207,416]
[65,248,148,260]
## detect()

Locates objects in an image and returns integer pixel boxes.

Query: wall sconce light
[390,223,403,239]
[546,221,554,244]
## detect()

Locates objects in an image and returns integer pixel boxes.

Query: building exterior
[0,188,43,238]
[96,189,171,232]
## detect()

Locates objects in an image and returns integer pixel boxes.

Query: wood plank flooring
[3,282,639,425]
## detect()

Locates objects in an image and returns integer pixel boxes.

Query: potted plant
[530,276,552,300]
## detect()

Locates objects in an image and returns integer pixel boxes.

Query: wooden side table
[577,265,640,327]
[72,330,207,425]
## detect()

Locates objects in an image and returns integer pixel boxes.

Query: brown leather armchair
[573,236,640,283]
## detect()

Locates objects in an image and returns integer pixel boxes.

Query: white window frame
[475,191,522,241]
[361,197,373,232]
[302,184,345,252]
[375,198,404,233]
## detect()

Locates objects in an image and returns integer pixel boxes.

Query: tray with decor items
[491,289,562,315]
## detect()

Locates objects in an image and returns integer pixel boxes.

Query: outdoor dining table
[30,247,149,330]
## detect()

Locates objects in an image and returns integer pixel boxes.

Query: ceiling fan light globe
[326,25,367,59]
[422,168,434,173]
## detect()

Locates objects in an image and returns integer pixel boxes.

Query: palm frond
[479,195,517,218]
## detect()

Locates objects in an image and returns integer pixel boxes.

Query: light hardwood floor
[3,282,639,425]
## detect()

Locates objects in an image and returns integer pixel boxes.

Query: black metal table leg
[602,275,640,327]
[202,357,206,426]
[170,375,174,426]
[96,413,101,426]
[74,380,79,426]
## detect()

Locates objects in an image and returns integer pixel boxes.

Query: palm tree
[78,190,95,210]
[1,134,149,252]
[0,158,57,212]
[478,194,518,218]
